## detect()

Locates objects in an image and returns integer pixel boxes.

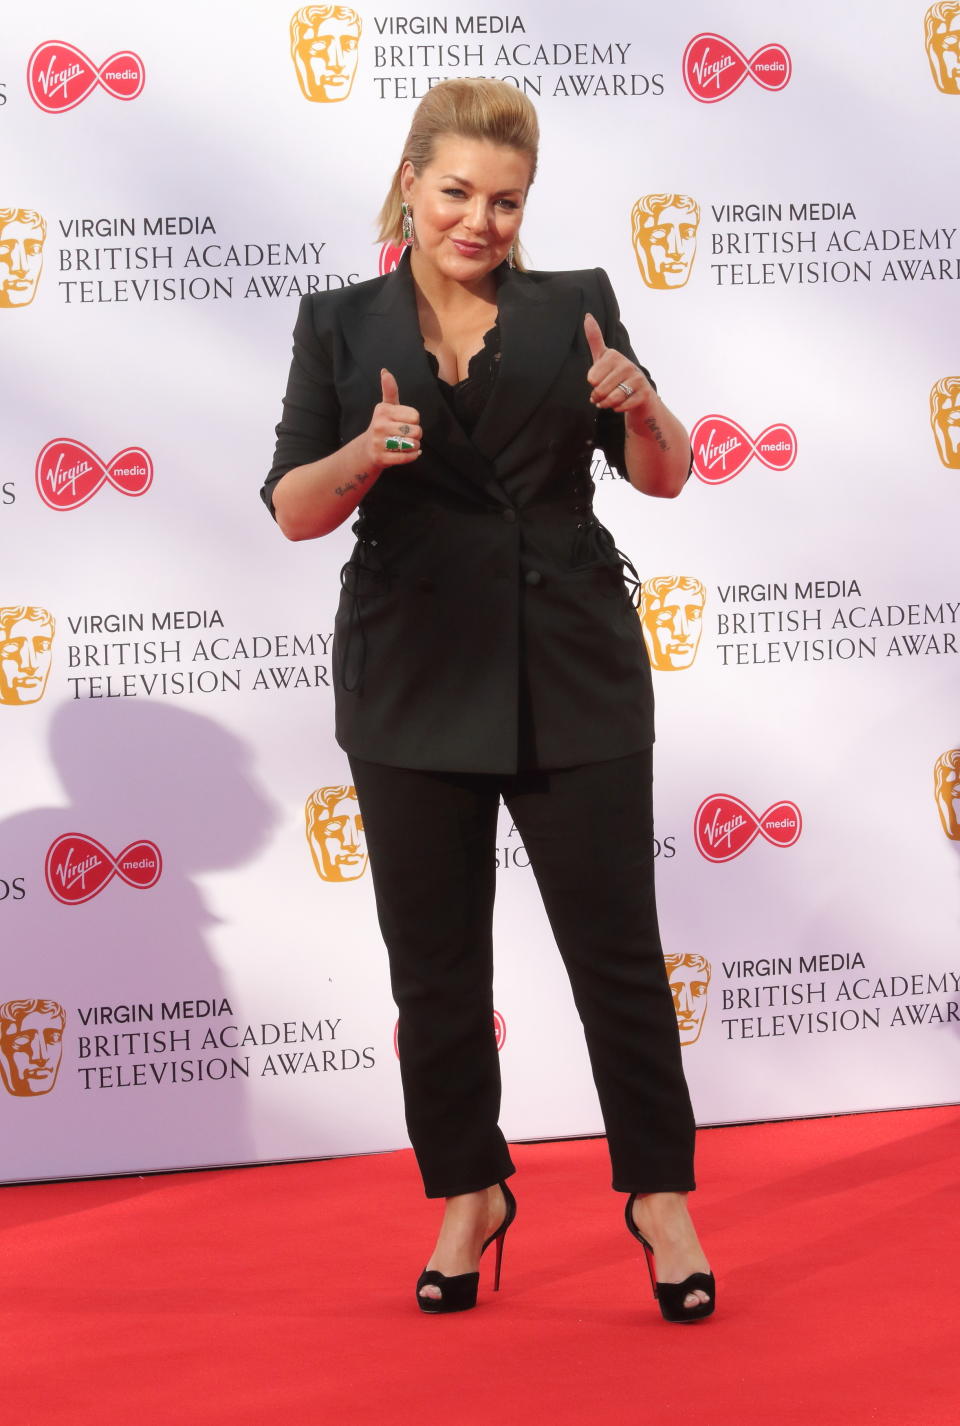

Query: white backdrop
[2,0,958,1182]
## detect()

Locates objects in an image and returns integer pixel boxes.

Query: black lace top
[424,321,501,433]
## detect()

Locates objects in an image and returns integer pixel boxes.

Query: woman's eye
[497,199,519,211]
[442,188,466,198]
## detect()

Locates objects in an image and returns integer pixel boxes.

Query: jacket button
[524,570,542,587]
[501,508,517,523]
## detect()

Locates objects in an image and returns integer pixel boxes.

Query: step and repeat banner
[2,1,957,1181]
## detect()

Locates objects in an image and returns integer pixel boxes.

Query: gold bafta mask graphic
[631,194,700,290]
[0,606,55,705]
[306,785,368,881]
[0,208,47,309]
[934,750,960,839]
[664,954,710,1046]
[925,2,960,93]
[0,999,66,1097]
[930,377,960,467]
[291,5,362,102]
[640,577,706,671]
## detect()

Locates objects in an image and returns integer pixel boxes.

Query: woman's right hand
[364,369,423,470]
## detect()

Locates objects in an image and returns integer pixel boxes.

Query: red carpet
[3,1105,958,1425]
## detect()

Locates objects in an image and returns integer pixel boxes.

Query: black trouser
[349,749,696,1198]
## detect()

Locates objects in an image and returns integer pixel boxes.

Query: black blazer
[263,255,655,774]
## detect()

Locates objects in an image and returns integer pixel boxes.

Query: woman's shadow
[0,697,276,1183]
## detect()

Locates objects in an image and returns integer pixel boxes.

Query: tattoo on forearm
[643,416,670,453]
[334,471,372,499]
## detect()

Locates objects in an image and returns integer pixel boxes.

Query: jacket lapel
[471,267,583,464]
[340,255,584,496]
[340,253,505,499]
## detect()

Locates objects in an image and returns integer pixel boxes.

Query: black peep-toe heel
[416,1180,517,1314]
[624,1192,716,1323]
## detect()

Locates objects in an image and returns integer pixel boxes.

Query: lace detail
[424,320,501,434]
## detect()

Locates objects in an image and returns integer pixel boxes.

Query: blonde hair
[377,79,539,272]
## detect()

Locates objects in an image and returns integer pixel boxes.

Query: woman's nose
[462,198,489,232]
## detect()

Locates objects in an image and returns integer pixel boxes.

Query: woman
[262,79,714,1323]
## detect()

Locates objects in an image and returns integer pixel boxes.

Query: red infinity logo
[393,1010,506,1057]
[378,242,405,276]
[682,34,792,103]
[45,834,162,905]
[690,416,797,485]
[27,41,145,113]
[35,439,153,511]
[694,796,802,863]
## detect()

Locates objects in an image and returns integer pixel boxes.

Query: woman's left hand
[583,312,655,424]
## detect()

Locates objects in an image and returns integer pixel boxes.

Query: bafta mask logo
[0,606,55,706]
[640,577,706,671]
[934,750,960,838]
[291,6,362,103]
[664,954,710,1045]
[0,999,66,1097]
[0,208,46,309]
[631,194,700,290]
[930,377,960,467]
[925,3,960,93]
[306,785,368,881]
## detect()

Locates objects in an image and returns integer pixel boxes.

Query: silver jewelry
[616,381,635,397]
[385,436,415,452]
[507,243,516,269]
[401,202,414,246]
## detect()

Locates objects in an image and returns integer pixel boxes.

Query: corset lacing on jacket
[569,474,642,608]
[338,508,385,693]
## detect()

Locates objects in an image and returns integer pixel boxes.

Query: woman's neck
[408,250,499,317]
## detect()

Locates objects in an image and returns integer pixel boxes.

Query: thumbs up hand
[584,313,653,419]
[365,369,423,469]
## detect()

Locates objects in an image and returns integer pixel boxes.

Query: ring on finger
[385,436,415,451]
[615,381,635,398]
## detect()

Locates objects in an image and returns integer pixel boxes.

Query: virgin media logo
[378,242,404,276]
[35,439,153,511]
[690,416,797,485]
[27,41,145,114]
[694,795,802,863]
[44,834,162,905]
[682,34,791,103]
[393,1010,506,1057]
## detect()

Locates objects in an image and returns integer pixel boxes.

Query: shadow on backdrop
[0,697,276,1182]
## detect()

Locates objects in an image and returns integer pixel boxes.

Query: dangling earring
[507,243,516,269]
[401,202,414,246]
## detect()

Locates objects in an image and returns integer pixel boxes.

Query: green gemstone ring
[385,436,415,451]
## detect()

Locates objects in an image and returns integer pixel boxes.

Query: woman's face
[400,136,531,283]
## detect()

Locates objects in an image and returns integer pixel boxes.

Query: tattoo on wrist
[643,416,670,453]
